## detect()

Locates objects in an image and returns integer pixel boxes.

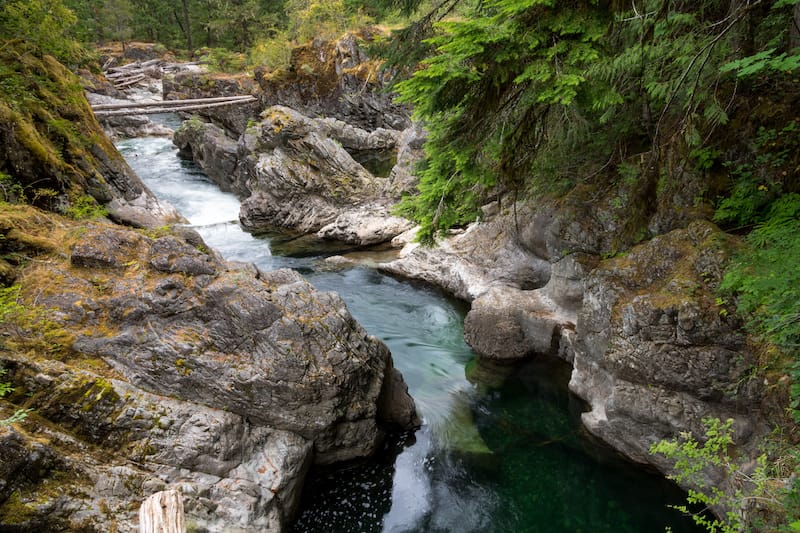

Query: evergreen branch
[652,0,762,150]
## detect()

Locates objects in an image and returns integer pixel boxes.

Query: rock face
[0,44,180,229]
[0,209,419,531]
[569,221,762,464]
[174,104,419,244]
[239,106,398,234]
[256,32,410,132]
[382,199,765,484]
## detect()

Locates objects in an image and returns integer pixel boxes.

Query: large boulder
[0,208,419,531]
[570,220,763,465]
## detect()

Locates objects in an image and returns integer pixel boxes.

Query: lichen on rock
[0,207,419,531]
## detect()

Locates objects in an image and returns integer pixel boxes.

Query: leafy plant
[0,368,29,428]
[651,418,798,532]
[66,195,107,220]
[721,194,800,415]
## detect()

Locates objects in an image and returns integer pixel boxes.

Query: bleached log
[106,62,143,73]
[138,490,185,533]
[106,68,146,79]
[91,95,255,111]
[113,74,146,88]
[93,97,258,116]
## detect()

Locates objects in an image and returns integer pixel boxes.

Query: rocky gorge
[0,41,418,531]
[0,30,776,532]
[165,31,772,523]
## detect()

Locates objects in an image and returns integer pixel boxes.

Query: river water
[116,123,699,533]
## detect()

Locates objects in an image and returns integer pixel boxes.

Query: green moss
[65,195,107,220]
[0,491,37,525]
[80,378,119,412]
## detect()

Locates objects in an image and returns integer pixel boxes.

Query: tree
[388,0,800,242]
[103,0,134,49]
[0,0,83,63]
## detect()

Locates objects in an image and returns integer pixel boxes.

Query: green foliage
[66,195,107,220]
[0,172,25,204]
[0,0,85,63]
[199,48,247,73]
[714,121,800,228]
[393,0,612,241]
[721,194,800,411]
[382,0,800,241]
[248,32,294,71]
[0,368,29,428]
[651,418,792,532]
[0,289,34,427]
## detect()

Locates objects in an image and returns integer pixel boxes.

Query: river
[116,122,699,533]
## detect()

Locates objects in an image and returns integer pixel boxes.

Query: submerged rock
[0,209,419,531]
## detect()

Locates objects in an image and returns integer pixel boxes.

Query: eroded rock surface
[570,220,762,465]
[255,32,410,132]
[174,104,418,243]
[381,200,765,490]
[0,210,418,532]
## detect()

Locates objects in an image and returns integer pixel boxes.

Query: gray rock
[238,106,385,234]
[570,220,763,465]
[317,210,413,246]
[0,221,419,531]
[256,33,410,132]
[173,119,247,197]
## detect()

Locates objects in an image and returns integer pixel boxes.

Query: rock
[238,106,384,234]
[0,214,419,531]
[0,45,181,229]
[256,33,410,132]
[464,286,574,363]
[176,105,417,246]
[570,220,763,465]
[173,118,246,196]
[380,211,552,301]
[317,210,413,246]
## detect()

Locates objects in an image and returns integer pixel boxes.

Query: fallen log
[93,97,257,116]
[106,62,143,73]
[91,95,255,111]
[113,74,146,88]
[106,69,145,79]
[161,61,201,70]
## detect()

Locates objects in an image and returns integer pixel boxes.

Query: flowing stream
[116,121,700,533]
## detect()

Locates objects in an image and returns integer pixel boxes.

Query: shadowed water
[117,129,700,533]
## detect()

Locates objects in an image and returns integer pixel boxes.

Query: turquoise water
[118,132,700,533]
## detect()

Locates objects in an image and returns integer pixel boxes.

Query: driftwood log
[138,490,185,533]
[91,95,257,116]
[91,95,255,111]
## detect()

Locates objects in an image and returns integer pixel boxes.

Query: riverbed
[117,126,699,533]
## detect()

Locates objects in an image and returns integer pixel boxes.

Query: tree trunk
[728,0,754,57]
[138,490,185,533]
[181,0,193,56]
[791,2,800,50]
